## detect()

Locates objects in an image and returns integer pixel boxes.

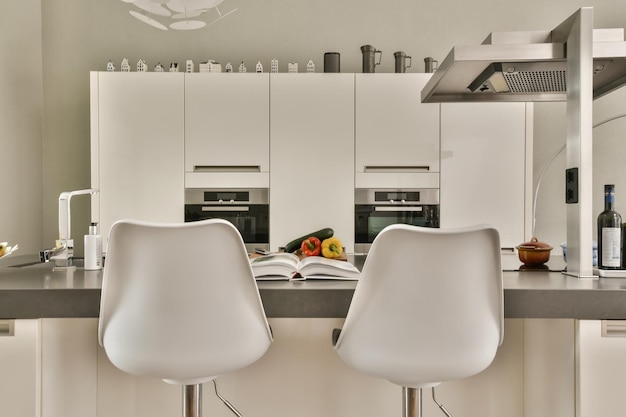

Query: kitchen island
[1,253,624,417]
[1,253,625,320]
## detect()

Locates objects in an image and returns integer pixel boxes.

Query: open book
[250,253,360,281]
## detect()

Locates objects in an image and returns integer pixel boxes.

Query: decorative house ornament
[307,59,315,73]
[270,59,279,73]
[200,60,222,72]
[154,62,165,72]
[288,62,298,73]
[238,61,247,73]
[137,59,147,72]
[121,58,131,72]
[106,60,116,72]
[169,62,179,72]
[121,0,238,32]
[256,61,263,73]
[225,62,233,73]
[186,60,194,73]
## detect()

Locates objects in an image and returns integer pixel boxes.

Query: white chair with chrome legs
[332,224,504,417]
[98,218,273,417]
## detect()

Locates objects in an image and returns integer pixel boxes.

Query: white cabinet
[0,320,39,417]
[440,102,531,249]
[577,320,626,416]
[90,72,185,249]
[184,73,270,188]
[355,74,439,189]
[269,74,355,252]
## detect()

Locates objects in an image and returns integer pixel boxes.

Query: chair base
[402,387,452,417]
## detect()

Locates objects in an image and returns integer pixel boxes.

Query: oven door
[185,204,269,251]
[355,204,439,252]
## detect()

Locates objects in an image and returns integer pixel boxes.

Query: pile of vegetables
[284,228,344,259]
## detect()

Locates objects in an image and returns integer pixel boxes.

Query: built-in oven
[355,188,439,253]
[185,189,269,252]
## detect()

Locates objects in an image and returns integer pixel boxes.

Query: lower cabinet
[577,320,626,417]
[0,319,39,417]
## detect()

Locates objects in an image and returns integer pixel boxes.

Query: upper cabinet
[355,74,440,189]
[440,102,531,249]
[269,74,355,252]
[184,73,270,188]
[90,72,185,250]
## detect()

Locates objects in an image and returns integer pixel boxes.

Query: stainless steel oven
[355,188,439,253]
[185,189,269,252]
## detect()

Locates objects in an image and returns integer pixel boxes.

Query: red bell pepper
[301,236,322,256]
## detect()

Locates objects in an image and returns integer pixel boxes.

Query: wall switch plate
[565,167,578,204]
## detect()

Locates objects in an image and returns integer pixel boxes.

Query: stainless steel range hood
[421,21,626,103]
[422,8,626,279]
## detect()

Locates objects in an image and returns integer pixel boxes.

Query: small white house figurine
[271,59,279,73]
[106,60,116,72]
[307,59,315,73]
[137,59,147,72]
[186,60,194,73]
[169,63,179,72]
[256,61,263,73]
[154,62,165,72]
[288,62,298,73]
[121,58,130,72]
[238,61,247,73]
[225,62,233,73]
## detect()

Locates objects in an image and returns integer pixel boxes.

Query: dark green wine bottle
[598,184,622,269]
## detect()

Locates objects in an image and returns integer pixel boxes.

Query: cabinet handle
[364,165,430,173]
[193,165,261,173]
[601,320,626,337]
[0,320,14,337]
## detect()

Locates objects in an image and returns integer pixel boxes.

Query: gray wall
[1,0,625,255]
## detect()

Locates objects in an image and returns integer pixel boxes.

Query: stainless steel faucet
[40,188,99,271]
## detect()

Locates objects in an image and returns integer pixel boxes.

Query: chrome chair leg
[402,387,423,417]
[431,387,453,417]
[183,384,202,417]
[213,379,243,417]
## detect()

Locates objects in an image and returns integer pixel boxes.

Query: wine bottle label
[601,227,621,267]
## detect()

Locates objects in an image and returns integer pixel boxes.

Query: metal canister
[424,57,438,73]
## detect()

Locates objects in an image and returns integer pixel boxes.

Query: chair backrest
[98,219,273,385]
[334,224,503,388]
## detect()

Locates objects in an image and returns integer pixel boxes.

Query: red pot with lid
[516,237,553,265]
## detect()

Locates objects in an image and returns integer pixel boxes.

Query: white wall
[0,0,43,254]
[1,0,625,254]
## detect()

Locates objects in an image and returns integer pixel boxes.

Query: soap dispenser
[84,222,102,270]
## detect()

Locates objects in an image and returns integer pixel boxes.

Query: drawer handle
[364,165,430,173]
[194,165,261,173]
[601,320,626,337]
[0,320,14,337]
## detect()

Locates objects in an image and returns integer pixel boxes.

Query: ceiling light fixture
[121,0,237,31]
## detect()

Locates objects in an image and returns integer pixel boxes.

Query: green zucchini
[283,228,334,253]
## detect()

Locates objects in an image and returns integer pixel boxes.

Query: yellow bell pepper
[321,237,343,258]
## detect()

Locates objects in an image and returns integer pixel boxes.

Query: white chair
[98,219,273,417]
[333,224,504,417]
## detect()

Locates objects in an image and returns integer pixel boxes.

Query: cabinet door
[91,72,185,250]
[440,102,530,249]
[355,74,439,189]
[269,74,355,252]
[577,320,626,416]
[0,320,39,417]
[184,73,270,188]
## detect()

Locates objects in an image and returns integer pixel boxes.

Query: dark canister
[360,45,382,73]
[393,51,412,73]
[324,52,341,73]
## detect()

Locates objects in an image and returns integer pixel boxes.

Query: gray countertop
[1,253,626,320]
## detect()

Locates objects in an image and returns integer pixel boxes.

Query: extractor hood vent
[421,23,626,103]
